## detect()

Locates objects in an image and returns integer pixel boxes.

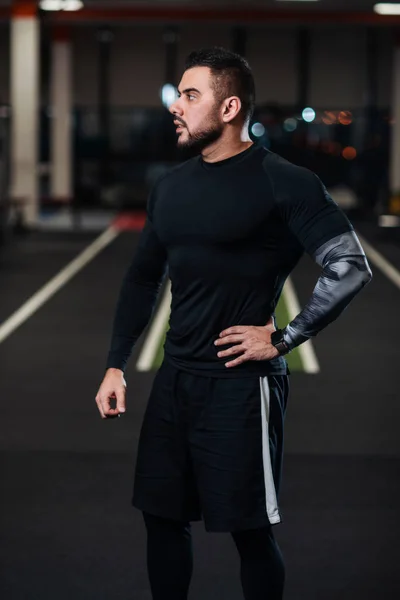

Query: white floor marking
[136,279,172,372]
[0,226,119,344]
[283,277,320,374]
[357,232,400,290]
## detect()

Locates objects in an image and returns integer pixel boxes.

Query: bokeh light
[322,111,337,125]
[160,84,178,108]
[302,107,316,123]
[338,111,353,125]
[251,122,266,137]
[283,118,298,132]
[342,146,357,160]
[40,0,84,9]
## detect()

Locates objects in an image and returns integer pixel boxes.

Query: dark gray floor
[0,225,399,599]
[0,231,99,324]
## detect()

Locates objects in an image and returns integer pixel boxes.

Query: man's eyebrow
[177,87,201,96]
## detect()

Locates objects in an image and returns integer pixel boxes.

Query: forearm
[106,274,166,371]
[105,214,168,372]
[282,231,372,350]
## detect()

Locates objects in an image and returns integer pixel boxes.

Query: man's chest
[153,174,276,246]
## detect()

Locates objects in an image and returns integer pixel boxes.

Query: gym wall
[0,23,393,110]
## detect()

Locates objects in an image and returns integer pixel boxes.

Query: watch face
[271,330,282,345]
[271,330,289,355]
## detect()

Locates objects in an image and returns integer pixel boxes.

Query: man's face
[169,66,224,152]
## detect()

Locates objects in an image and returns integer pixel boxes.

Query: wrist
[270,328,290,356]
[106,367,124,375]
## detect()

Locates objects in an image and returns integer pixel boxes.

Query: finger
[215,334,245,346]
[97,394,118,419]
[100,397,112,417]
[105,410,120,419]
[225,352,250,368]
[217,344,244,358]
[108,390,124,417]
[95,396,107,419]
[219,326,248,337]
[115,387,126,414]
[102,398,121,418]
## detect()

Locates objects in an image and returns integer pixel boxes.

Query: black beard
[177,121,224,156]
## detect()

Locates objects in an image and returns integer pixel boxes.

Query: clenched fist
[95,368,127,419]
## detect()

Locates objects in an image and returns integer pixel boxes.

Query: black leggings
[143,511,285,600]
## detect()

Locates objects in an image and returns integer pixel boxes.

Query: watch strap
[271,329,290,356]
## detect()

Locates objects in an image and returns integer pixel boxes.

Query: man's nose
[169,98,183,116]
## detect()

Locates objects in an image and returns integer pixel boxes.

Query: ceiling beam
[0,6,399,25]
[47,7,400,25]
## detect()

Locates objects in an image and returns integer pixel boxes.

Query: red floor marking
[112,211,147,231]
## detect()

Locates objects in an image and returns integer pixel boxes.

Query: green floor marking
[154,326,168,369]
[274,296,303,371]
[152,294,304,372]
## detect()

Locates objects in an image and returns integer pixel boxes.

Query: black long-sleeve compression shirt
[106,144,372,377]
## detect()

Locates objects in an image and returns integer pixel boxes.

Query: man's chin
[176,127,223,154]
[176,135,196,152]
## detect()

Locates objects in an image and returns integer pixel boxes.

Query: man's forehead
[179,66,212,92]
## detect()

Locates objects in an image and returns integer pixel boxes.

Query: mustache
[174,117,187,128]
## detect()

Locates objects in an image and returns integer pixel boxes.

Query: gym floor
[0,215,399,600]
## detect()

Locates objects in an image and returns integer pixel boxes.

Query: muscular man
[96,48,372,600]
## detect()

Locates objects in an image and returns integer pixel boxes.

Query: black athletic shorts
[132,358,289,532]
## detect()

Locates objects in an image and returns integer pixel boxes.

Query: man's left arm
[215,169,372,367]
[276,171,372,353]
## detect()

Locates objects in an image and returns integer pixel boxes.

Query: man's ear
[221,96,242,123]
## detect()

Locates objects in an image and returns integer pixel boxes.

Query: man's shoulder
[153,156,199,191]
[261,149,317,189]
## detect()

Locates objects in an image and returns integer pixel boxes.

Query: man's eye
[188,95,196,101]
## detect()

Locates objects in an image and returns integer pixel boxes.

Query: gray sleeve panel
[283,231,372,350]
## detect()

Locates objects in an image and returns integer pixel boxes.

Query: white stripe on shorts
[259,377,281,525]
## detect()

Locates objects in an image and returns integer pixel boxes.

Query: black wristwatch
[271,329,290,356]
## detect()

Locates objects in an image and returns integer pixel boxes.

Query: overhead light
[39,0,84,11]
[39,0,60,8]
[374,3,400,14]
[63,0,84,10]
[160,84,178,108]
[302,107,316,122]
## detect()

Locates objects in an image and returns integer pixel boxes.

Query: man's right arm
[105,203,168,373]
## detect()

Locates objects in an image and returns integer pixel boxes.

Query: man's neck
[201,123,253,164]
[201,140,253,164]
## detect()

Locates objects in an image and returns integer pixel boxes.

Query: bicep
[279,173,353,256]
[124,217,168,287]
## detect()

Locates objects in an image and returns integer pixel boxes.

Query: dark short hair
[184,47,256,123]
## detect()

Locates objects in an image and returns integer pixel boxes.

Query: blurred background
[0,2,400,600]
[0,0,399,235]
